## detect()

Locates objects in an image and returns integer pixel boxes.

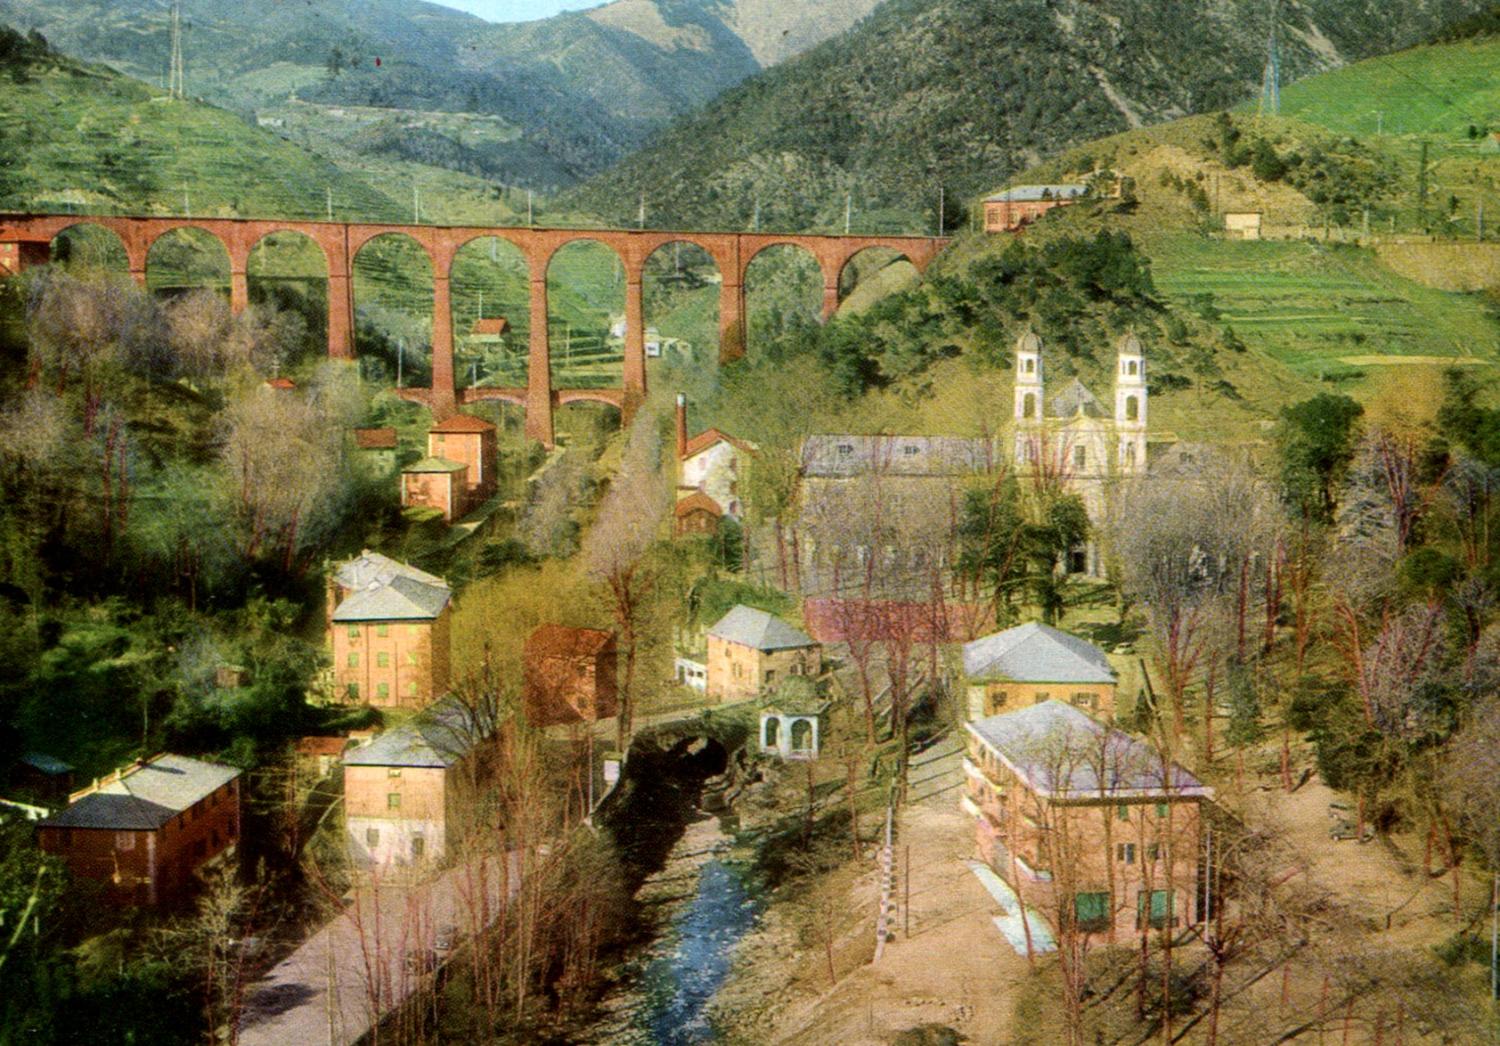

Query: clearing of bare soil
[707,747,1034,1045]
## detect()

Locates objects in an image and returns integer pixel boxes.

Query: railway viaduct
[0,214,947,447]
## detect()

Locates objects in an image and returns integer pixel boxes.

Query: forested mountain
[0,0,883,191]
[564,0,1494,231]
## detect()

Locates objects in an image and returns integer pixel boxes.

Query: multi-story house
[328,550,452,708]
[675,394,754,520]
[522,625,618,728]
[706,605,821,703]
[343,697,497,867]
[36,754,241,906]
[428,412,498,503]
[962,621,1118,721]
[962,700,1211,939]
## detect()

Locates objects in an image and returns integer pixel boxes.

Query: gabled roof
[40,754,240,831]
[683,428,755,459]
[962,622,1114,684]
[800,434,996,477]
[342,697,492,769]
[353,427,398,450]
[1047,378,1106,419]
[674,491,723,518]
[265,376,296,390]
[470,317,509,336]
[430,413,497,434]
[709,605,817,651]
[404,457,467,474]
[985,184,1089,203]
[967,701,1210,801]
[331,551,450,623]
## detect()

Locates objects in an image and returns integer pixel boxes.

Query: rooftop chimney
[675,393,688,460]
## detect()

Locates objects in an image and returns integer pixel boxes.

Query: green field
[1150,234,1500,381]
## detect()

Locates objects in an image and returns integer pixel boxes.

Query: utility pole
[413,185,420,225]
[527,190,533,226]
[845,194,852,235]
[1376,110,1384,136]
[938,186,945,237]
[397,338,404,388]
[1258,0,1281,117]
[182,187,190,216]
[1417,139,1430,227]
[1479,200,1486,243]
[326,186,333,222]
[638,191,646,230]
[753,197,760,232]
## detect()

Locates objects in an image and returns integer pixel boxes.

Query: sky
[438,0,604,22]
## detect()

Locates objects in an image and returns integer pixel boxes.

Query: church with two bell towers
[1010,329,1149,575]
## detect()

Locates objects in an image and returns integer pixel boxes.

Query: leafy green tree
[1275,393,1364,522]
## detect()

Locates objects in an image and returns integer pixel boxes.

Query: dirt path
[708,745,1032,1045]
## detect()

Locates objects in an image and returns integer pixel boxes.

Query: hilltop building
[962,701,1211,938]
[1012,329,1148,575]
[328,551,452,708]
[343,696,498,867]
[37,754,241,906]
[984,185,1089,233]
[522,625,618,728]
[962,622,1117,720]
[676,394,754,521]
[706,605,821,702]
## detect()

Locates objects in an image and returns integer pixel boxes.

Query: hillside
[0,0,883,191]
[563,0,1493,231]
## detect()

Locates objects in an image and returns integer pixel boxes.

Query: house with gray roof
[984,184,1090,232]
[962,701,1212,939]
[343,696,499,866]
[706,605,822,703]
[800,434,997,479]
[36,754,241,905]
[962,621,1117,721]
[328,551,453,709]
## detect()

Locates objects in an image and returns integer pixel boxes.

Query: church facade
[1011,330,1148,576]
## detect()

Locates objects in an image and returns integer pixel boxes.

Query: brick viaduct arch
[0,214,947,447]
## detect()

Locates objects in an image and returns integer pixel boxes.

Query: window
[347,651,359,668]
[1125,395,1139,422]
[1025,442,1039,463]
[407,681,419,697]
[1071,692,1095,709]
[376,623,389,638]
[1074,891,1111,932]
[1073,445,1086,469]
[411,835,426,859]
[407,651,418,666]
[377,652,390,668]
[115,832,136,851]
[837,443,853,457]
[347,682,360,699]
[733,663,743,679]
[1022,392,1036,419]
[1147,844,1161,862]
[366,828,380,847]
[377,683,390,700]
[1023,358,1035,374]
[1034,691,1050,704]
[1138,889,1173,929]
[765,670,776,685]
[1128,360,1139,376]
[408,624,421,638]
[1155,803,1169,819]
[387,793,402,810]
[388,768,402,778]
[347,625,360,641]
[904,444,919,456]
[1117,804,1130,821]
[1116,843,1136,865]
[790,663,802,676]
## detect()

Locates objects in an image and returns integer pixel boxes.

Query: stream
[582,735,764,1045]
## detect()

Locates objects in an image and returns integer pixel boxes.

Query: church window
[1125,396,1139,422]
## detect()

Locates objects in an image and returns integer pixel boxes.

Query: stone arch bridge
[0,214,947,446]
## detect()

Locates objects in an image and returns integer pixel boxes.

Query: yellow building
[962,621,1117,720]
[706,605,821,703]
[328,551,452,709]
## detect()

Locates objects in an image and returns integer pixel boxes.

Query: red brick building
[37,754,241,906]
[523,625,619,727]
[328,551,453,708]
[428,413,498,503]
[673,491,723,536]
[984,185,1089,233]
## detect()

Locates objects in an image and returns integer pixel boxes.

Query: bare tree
[582,407,671,751]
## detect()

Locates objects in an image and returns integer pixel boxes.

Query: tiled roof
[331,551,450,623]
[962,622,1114,684]
[709,605,817,651]
[967,701,1210,801]
[353,427,398,450]
[800,434,996,477]
[674,492,723,517]
[342,697,491,769]
[40,754,239,831]
[404,457,467,474]
[265,377,297,390]
[683,428,754,459]
[985,184,1089,203]
[526,624,614,659]
[430,413,496,434]
[1047,378,1106,419]
[470,317,509,336]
